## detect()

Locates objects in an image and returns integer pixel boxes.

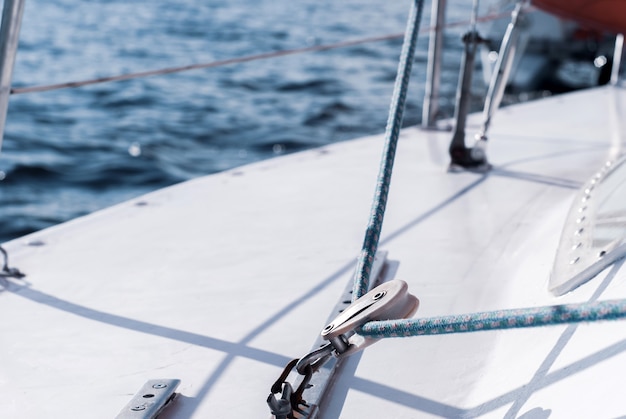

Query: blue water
[0,0,477,242]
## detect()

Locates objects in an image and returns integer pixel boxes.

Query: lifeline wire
[352,0,424,300]
[9,10,512,96]
[359,299,626,337]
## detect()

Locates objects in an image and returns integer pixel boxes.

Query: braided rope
[352,0,424,300]
[358,299,626,338]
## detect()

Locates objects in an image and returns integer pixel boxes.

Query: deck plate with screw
[116,379,181,419]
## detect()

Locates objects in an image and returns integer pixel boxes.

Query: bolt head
[373,291,386,300]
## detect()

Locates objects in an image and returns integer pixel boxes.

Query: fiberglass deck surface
[2,85,626,418]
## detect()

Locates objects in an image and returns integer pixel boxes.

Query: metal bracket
[0,245,25,279]
[275,251,391,419]
[470,0,527,162]
[115,379,180,419]
[293,278,419,375]
[268,253,418,419]
[320,279,419,358]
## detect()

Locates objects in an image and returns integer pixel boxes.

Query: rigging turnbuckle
[268,279,419,418]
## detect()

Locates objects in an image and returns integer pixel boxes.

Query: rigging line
[352,0,424,300]
[9,10,512,96]
[358,298,626,337]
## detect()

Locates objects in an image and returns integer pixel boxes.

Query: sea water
[0,0,477,242]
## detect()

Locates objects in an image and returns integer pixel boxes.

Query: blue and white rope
[358,299,626,338]
[352,0,425,300]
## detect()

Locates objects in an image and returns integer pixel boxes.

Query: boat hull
[534,0,626,33]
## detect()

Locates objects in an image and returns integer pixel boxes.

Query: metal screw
[131,404,146,411]
[152,383,167,389]
[373,291,386,301]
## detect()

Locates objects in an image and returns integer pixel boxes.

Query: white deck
[2,85,626,418]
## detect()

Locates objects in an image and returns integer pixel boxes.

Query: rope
[352,0,424,300]
[358,299,626,338]
[9,10,512,96]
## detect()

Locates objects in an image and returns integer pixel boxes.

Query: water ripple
[0,0,474,242]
